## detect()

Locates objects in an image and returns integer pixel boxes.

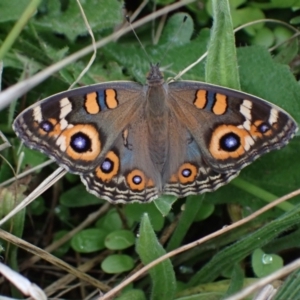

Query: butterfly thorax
[145,64,169,171]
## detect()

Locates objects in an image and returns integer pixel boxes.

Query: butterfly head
[147,63,164,85]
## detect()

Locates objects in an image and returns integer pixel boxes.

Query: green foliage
[104,229,135,250]
[251,248,283,277]
[71,228,107,253]
[1,0,300,299]
[136,214,176,300]
[101,254,135,274]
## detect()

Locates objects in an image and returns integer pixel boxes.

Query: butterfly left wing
[13,82,144,174]
[168,81,298,174]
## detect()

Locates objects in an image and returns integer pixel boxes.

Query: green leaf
[60,185,104,207]
[20,147,47,170]
[101,254,134,274]
[251,27,275,48]
[188,204,300,286]
[105,230,135,250]
[167,195,204,251]
[206,0,240,89]
[195,201,215,221]
[95,208,123,233]
[274,268,300,300]
[54,205,71,223]
[271,0,300,8]
[124,202,165,231]
[290,16,300,25]
[0,0,31,22]
[71,228,107,253]
[252,248,283,278]
[34,0,123,42]
[274,37,298,65]
[154,195,177,216]
[27,196,46,216]
[223,264,244,297]
[159,13,194,46]
[52,230,71,257]
[115,289,146,300]
[136,214,176,300]
[233,7,265,36]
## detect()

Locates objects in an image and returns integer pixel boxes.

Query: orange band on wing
[194,90,207,109]
[212,93,227,115]
[105,89,118,109]
[85,92,100,114]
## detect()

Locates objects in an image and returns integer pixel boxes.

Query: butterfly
[13,63,298,203]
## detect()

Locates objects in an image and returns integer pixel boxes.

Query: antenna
[126,14,188,68]
[126,16,152,64]
[160,15,187,64]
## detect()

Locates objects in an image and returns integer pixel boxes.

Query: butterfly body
[13,64,298,203]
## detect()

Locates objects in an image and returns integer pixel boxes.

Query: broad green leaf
[105,230,135,250]
[159,13,194,46]
[251,27,275,47]
[271,0,300,7]
[60,185,103,207]
[34,0,123,42]
[154,195,177,216]
[195,201,215,221]
[115,289,146,300]
[54,205,71,223]
[136,214,176,300]
[0,0,31,22]
[206,0,240,89]
[233,7,265,36]
[71,228,107,253]
[20,146,48,170]
[252,248,283,277]
[124,203,165,231]
[96,209,123,233]
[104,28,210,84]
[101,254,134,274]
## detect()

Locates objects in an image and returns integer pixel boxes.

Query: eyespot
[258,122,271,133]
[209,125,251,159]
[170,163,198,184]
[57,124,102,161]
[181,168,191,177]
[40,120,54,132]
[219,133,240,152]
[95,151,119,182]
[101,159,113,173]
[70,132,92,153]
[126,170,145,191]
[126,170,153,191]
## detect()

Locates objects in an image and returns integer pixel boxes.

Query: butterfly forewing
[13,82,144,174]
[168,81,298,173]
